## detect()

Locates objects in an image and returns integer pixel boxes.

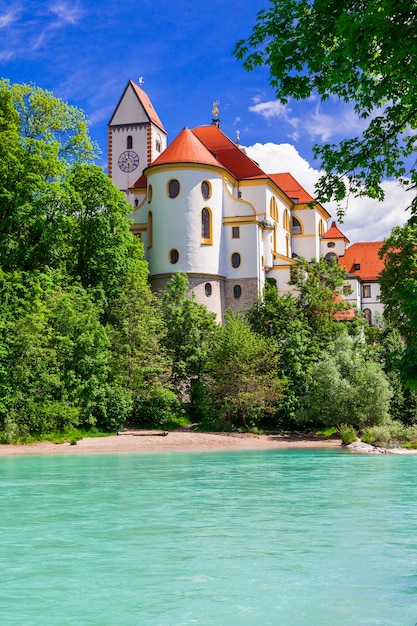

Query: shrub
[338,423,357,445]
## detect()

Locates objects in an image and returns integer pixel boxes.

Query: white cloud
[305,105,368,142]
[49,2,83,25]
[244,142,411,243]
[0,8,20,28]
[249,100,298,128]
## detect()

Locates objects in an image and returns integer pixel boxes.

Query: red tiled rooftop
[130,80,166,133]
[338,242,385,281]
[323,221,350,242]
[192,125,267,180]
[149,127,220,168]
[269,172,313,203]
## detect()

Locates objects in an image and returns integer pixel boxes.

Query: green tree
[108,267,180,429]
[162,273,218,411]
[205,311,284,430]
[234,0,417,213]
[1,79,97,166]
[247,287,313,425]
[0,270,112,439]
[379,223,417,389]
[289,257,355,343]
[298,337,392,430]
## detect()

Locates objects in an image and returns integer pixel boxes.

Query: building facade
[108,80,385,322]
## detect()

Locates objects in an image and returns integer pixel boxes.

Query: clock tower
[108,79,167,204]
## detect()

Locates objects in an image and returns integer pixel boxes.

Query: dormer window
[354,263,361,270]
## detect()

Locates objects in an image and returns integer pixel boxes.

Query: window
[127,135,133,149]
[201,180,211,199]
[292,216,302,234]
[318,220,325,236]
[148,185,152,203]
[205,283,212,297]
[364,308,372,324]
[325,252,338,261]
[354,263,361,270]
[283,209,290,231]
[168,179,180,198]
[363,284,371,298]
[201,208,212,243]
[147,211,153,248]
[231,252,241,268]
[327,241,335,248]
[233,285,242,299]
[169,248,179,264]
[343,284,352,295]
[155,134,161,152]
[232,226,240,239]
[270,197,278,221]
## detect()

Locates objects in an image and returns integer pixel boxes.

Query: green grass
[37,427,112,445]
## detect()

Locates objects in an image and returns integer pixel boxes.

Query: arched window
[364,308,372,324]
[127,135,133,149]
[205,283,212,297]
[231,252,241,268]
[168,179,180,198]
[201,180,211,199]
[147,211,153,249]
[283,209,290,231]
[148,185,153,203]
[325,252,338,262]
[270,196,278,221]
[169,248,179,264]
[292,216,302,234]
[201,207,212,244]
[233,285,242,299]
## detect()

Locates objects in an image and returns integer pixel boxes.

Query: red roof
[192,125,266,180]
[149,127,220,168]
[269,172,313,203]
[109,80,166,133]
[338,242,385,281]
[130,80,166,132]
[323,221,350,243]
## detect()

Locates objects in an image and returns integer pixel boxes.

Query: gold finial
[212,100,219,118]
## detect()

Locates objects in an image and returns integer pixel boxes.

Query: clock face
[118,150,139,173]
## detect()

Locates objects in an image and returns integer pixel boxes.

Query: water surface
[0,449,416,625]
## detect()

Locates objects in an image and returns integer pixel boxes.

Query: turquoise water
[0,449,416,625]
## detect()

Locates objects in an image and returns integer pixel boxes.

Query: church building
[108,79,385,323]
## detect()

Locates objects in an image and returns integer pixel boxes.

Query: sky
[0,0,412,243]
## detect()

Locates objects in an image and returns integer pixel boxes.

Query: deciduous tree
[234,0,417,213]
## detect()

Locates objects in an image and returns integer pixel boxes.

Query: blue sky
[0,0,412,242]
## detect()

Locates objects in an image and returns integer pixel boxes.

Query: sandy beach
[0,429,343,456]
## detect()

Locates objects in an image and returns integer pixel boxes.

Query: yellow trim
[223,179,257,215]
[147,211,153,248]
[291,215,303,235]
[130,223,146,235]
[231,251,241,268]
[223,216,257,225]
[166,178,181,198]
[168,248,180,264]
[144,162,226,178]
[283,209,290,231]
[201,207,213,245]
[201,180,212,200]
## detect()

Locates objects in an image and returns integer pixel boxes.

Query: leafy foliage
[204,311,284,429]
[234,0,417,213]
[379,223,417,389]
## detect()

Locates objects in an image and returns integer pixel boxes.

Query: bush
[133,387,185,428]
[338,423,357,445]
[94,385,133,431]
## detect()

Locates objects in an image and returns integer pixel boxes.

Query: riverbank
[0,430,343,456]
